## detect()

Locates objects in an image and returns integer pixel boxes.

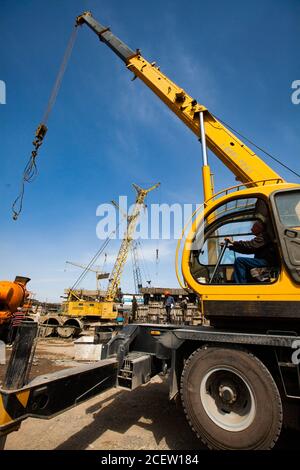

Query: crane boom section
[76,12,283,186]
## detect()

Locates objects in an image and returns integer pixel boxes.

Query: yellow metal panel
[65,300,116,320]
[99,301,115,319]
[16,390,30,408]
[0,395,12,426]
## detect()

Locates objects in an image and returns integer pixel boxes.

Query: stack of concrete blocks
[136,305,148,323]
[135,302,202,325]
[190,305,202,325]
[175,308,185,324]
[169,304,201,325]
[74,336,102,361]
[148,302,161,324]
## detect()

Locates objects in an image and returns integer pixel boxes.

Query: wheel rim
[200,366,256,432]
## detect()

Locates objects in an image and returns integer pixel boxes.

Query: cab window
[275,190,300,228]
[190,196,279,285]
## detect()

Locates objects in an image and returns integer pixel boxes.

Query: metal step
[117,353,152,390]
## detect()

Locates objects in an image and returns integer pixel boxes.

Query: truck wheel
[181,346,282,450]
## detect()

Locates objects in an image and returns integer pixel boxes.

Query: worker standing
[164,292,175,323]
[180,297,188,325]
[131,295,138,323]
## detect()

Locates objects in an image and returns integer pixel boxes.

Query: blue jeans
[233,257,268,284]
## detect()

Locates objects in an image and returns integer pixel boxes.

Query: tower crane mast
[131,241,143,294]
[105,183,159,302]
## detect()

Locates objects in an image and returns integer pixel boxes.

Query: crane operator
[223,220,277,284]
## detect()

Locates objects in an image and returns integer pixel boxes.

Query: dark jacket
[229,231,277,265]
[132,299,138,313]
[180,299,188,310]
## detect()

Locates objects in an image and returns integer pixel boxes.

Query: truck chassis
[1,322,300,449]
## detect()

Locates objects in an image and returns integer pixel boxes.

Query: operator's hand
[220,237,233,246]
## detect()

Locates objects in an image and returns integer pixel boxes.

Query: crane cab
[181,182,300,331]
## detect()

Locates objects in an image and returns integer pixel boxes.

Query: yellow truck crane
[75,11,300,330]
[1,12,300,450]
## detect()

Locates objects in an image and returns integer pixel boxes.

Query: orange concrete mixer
[0,276,30,326]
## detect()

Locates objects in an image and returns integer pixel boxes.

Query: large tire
[181,346,282,450]
[57,320,82,339]
[57,325,75,339]
[42,319,58,337]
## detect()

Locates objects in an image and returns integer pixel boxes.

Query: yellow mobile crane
[60,261,109,331]
[1,13,300,450]
[76,11,300,331]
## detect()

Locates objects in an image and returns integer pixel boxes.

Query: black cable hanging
[71,236,111,292]
[137,240,152,286]
[12,26,78,220]
[70,220,123,292]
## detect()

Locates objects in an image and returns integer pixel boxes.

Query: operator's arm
[229,234,266,254]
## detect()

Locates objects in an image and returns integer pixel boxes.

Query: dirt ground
[1,339,300,450]
[0,339,76,384]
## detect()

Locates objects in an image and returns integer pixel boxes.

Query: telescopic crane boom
[76,11,283,203]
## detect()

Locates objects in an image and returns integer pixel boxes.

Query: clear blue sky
[1,0,299,301]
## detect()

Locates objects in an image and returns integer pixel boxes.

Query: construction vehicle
[62,261,110,321]
[39,183,159,337]
[0,277,30,340]
[97,183,159,317]
[1,12,300,450]
[112,198,152,294]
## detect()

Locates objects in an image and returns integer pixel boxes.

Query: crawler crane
[42,183,159,337]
